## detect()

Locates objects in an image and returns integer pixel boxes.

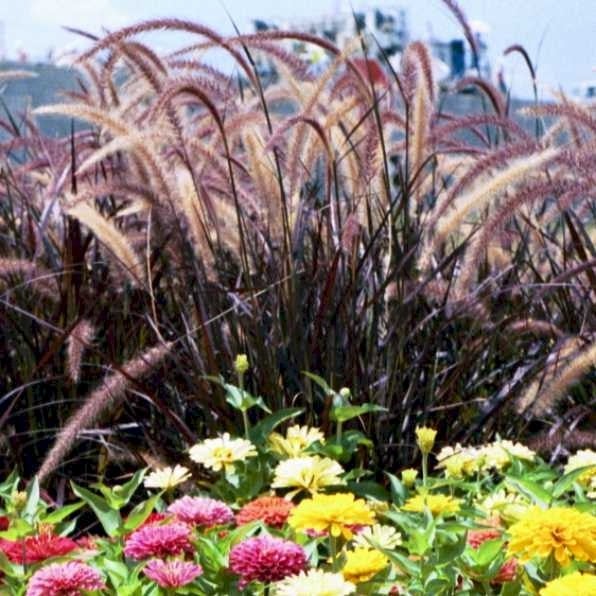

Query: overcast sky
[2,0,594,98]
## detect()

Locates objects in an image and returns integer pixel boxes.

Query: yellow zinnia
[507,506,596,566]
[539,571,596,596]
[288,493,375,539]
[271,455,344,498]
[268,425,325,457]
[342,547,389,583]
[402,494,461,516]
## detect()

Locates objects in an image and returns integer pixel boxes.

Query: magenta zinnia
[228,535,307,588]
[167,496,234,528]
[26,561,104,596]
[143,559,203,588]
[124,522,193,560]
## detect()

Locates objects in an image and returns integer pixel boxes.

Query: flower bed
[0,378,595,595]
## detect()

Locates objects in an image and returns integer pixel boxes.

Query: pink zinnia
[143,559,203,588]
[124,522,193,560]
[26,561,104,596]
[167,496,234,528]
[1,533,78,564]
[228,535,307,588]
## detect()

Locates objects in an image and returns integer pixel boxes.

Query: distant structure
[253,3,491,88]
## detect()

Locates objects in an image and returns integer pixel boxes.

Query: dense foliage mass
[0,0,594,522]
[0,379,594,594]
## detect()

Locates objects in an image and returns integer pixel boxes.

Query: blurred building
[253,4,491,89]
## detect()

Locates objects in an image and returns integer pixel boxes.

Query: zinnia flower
[507,506,596,566]
[352,524,402,550]
[236,496,294,528]
[1,532,78,564]
[475,489,529,523]
[143,559,203,588]
[415,426,437,454]
[26,561,104,596]
[167,496,234,527]
[467,528,501,549]
[402,494,461,516]
[228,535,307,588]
[539,572,596,596]
[273,569,356,595]
[268,425,325,457]
[288,493,375,539]
[188,433,257,473]
[342,547,389,583]
[271,455,345,498]
[124,522,193,560]
[0,516,9,531]
[144,465,191,490]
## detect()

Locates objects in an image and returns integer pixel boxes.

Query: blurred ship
[252,2,491,89]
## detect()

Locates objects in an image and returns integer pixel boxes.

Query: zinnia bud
[415,427,437,455]
[234,354,249,375]
[401,468,418,487]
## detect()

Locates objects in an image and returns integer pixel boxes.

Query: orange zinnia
[236,496,294,528]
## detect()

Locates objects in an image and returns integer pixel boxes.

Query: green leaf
[113,469,147,507]
[552,464,595,498]
[473,538,504,566]
[386,472,407,505]
[506,477,552,507]
[331,403,387,423]
[302,372,334,396]
[249,407,303,443]
[347,481,390,502]
[23,477,40,519]
[71,481,121,537]
[122,494,160,533]
[43,501,84,525]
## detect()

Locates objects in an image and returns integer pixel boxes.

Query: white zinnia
[352,523,402,550]
[143,465,191,490]
[188,433,257,472]
[273,569,356,596]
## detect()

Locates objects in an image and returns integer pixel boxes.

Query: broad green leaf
[43,501,84,524]
[122,494,160,533]
[23,477,40,519]
[506,477,552,507]
[71,481,121,537]
[302,372,334,396]
[552,464,595,498]
[249,407,303,443]
[331,403,387,423]
[473,538,504,566]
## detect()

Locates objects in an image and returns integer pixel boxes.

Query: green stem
[422,453,428,488]
[336,421,343,443]
[242,409,250,440]
[329,534,339,571]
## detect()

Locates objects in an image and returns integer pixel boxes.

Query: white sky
[2,0,594,98]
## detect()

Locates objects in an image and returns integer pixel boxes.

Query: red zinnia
[467,528,501,549]
[229,535,307,588]
[1,532,78,564]
[0,516,9,531]
[124,522,193,560]
[236,496,294,528]
[467,527,516,584]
